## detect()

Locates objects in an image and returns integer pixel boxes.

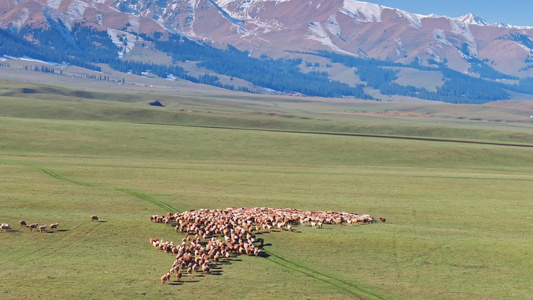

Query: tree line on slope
[312,51,533,104]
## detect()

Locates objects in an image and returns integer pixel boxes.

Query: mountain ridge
[2,0,533,103]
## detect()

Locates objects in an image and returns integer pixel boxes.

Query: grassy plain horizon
[1,79,532,299]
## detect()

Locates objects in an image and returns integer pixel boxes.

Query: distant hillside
[2,0,533,103]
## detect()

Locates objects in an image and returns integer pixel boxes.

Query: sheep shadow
[47,229,70,234]
[258,251,270,258]
[168,280,200,285]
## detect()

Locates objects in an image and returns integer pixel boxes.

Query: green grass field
[1,80,532,299]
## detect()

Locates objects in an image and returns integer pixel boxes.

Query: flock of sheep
[1,216,100,234]
[1,220,58,233]
[3,208,380,286]
[150,207,378,284]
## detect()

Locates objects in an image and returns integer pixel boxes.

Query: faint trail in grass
[35,166,94,187]
[117,188,178,213]
[263,250,384,300]
[3,160,180,213]
[140,123,533,148]
[35,166,180,212]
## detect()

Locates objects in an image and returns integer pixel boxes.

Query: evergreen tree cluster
[154,36,370,98]
[313,51,515,104]
[467,58,517,80]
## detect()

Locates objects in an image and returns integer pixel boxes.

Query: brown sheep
[19,220,27,227]
[379,217,386,223]
[39,225,47,233]
[50,223,59,231]
[29,223,38,231]
[160,272,170,285]
[91,215,99,222]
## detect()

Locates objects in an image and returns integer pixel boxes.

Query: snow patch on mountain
[241,19,284,37]
[7,7,30,30]
[433,29,453,47]
[326,15,342,38]
[450,19,477,57]
[128,15,140,33]
[216,0,290,19]
[426,46,444,63]
[67,0,91,20]
[341,0,382,23]
[395,10,422,29]
[107,28,136,59]
[341,1,422,29]
[395,38,405,56]
[46,0,62,10]
[494,22,533,30]
[307,22,352,55]
[455,13,488,27]
[216,0,290,9]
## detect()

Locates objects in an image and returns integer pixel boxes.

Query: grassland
[1,79,532,299]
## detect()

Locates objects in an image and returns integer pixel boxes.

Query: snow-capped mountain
[2,0,533,75]
[1,0,533,93]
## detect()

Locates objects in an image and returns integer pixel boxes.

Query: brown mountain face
[104,0,533,77]
[1,0,533,77]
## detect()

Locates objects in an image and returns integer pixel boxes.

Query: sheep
[19,220,27,227]
[29,223,38,231]
[201,263,210,274]
[50,223,59,231]
[149,207,377,284]
[39,225,47,233]
[379,217,386,223]
[91,215,99,222]
[316,220,323,229]
[1,223,11,232]
[160,272,170,285]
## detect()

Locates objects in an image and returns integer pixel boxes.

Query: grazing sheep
[379,217,386,223]
[39,225,47,233]
[201,263,210,274]
[19,220,27,227]
[29,223,38,231]
[50,223,59,231]
[1,223,11,231]
[91,215,99,222]
[317,220,323,228]
[160,272,170,285]
[149,207,377,285]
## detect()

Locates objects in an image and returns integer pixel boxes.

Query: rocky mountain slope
[2,0,533,102]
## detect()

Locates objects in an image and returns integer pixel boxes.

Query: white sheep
[1,223,11,231]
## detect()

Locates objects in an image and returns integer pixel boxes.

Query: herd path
[170,124,533,148]
[33,164,180,212]
[264,249,383,299]
[7,162,381,299]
